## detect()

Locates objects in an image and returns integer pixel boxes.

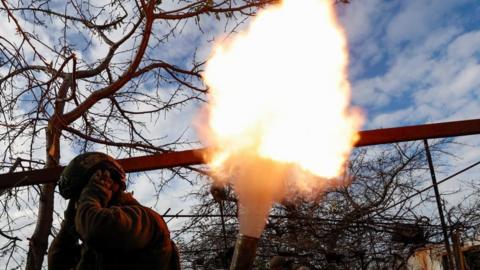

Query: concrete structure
[408,241,480,270]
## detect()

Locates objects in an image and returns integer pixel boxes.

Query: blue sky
[338,0,480,129]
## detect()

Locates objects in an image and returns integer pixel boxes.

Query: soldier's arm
[75,170,167,250]
[48,201,81,270]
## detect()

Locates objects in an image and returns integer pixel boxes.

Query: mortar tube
[229,234,259,270]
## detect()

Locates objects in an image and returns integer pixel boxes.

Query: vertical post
[219,201,228,250]
[423,139,455,270]
[452,230,465,270]
[359,254,366,270]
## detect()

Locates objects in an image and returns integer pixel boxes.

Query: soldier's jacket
[48,172,180,270]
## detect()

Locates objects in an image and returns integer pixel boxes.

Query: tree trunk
[26,124,60,270]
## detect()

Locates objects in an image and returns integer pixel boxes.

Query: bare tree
[176,141,480,269]
[0,0,276,269]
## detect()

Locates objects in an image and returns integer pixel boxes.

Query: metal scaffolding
[1,118,480,189]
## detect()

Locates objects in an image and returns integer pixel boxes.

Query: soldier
[48,152,180,270]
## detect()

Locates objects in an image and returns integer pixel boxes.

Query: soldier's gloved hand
[92,169,114,190]
[78,170,113,207]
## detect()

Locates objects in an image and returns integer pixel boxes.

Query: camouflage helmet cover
[58,152,126,199]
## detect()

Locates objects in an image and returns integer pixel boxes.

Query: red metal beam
[1,118,480,189]
[0,149,205,189]
[355,118,480,146]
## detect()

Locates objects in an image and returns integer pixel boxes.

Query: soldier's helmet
[58,152,126,199]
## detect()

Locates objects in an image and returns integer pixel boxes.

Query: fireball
[198,0,363,237]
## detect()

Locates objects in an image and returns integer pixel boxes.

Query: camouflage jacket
[48,172,180,270]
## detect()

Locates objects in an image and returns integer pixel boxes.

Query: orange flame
[198,0,363,237]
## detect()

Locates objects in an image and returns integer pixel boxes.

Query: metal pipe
[0,148,204,189]
[423,139,454,270]
[229,234,259,270]
[1,118,480,189]
[355,118,480,147]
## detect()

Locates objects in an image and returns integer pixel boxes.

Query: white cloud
[447,31,480,59]
[338,0,388,44]
[345,1,479,127]
[384,0,466,47]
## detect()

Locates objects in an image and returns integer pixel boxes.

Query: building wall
[407,247,443,270]
[407,241,480,270]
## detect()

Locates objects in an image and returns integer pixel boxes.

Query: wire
[372,159,480,217]
[164,213,447,228]
[164,159,480,228]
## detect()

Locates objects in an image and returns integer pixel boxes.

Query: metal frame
[424,139,454,270]
[1,118,480,189]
